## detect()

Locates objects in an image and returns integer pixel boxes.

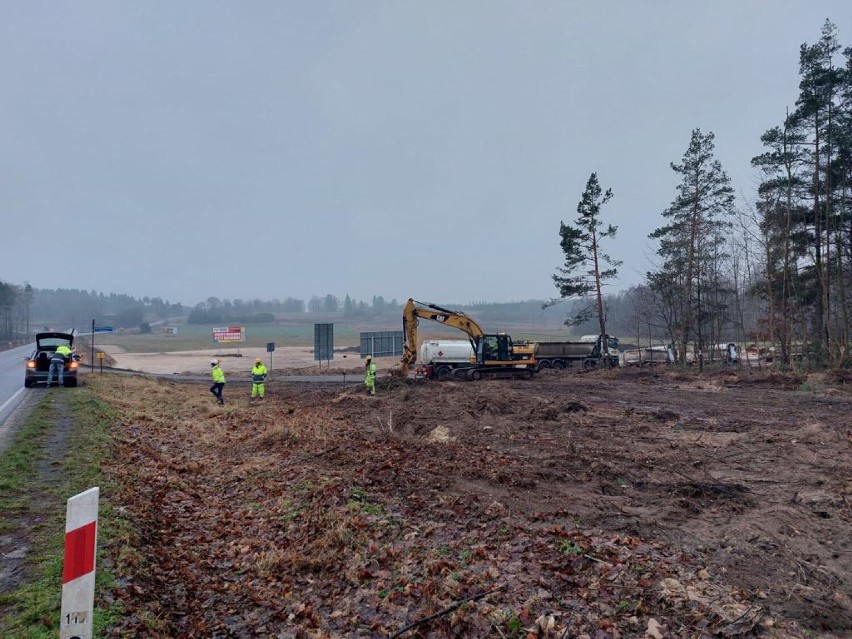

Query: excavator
[400,298,537,380]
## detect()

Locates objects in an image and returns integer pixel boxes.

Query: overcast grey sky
[2,2,851,306]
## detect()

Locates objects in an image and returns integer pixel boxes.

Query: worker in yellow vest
[210,359,226,405]
[251,358,268,399]
[46,344,73,388]
[364,355,377,396]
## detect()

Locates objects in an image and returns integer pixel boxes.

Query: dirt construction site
[98,344,369,375]
[70,362,851,639]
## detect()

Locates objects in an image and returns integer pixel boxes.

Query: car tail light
[27,361,36,369]
[69,362,78,369]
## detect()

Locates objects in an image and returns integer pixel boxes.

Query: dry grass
[79,370,852,636]
[426,425,453,443]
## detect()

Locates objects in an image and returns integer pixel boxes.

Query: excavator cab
[476,334,514,364]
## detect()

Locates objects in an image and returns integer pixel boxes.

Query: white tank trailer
[418,340,475,379]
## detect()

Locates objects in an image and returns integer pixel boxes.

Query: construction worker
[46,344,72,388]
[210,358,226,405]
[364,355,377,396]
[725,343,739,366]
[251,357,268,399]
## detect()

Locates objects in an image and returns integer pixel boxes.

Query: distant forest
[0,279,752,348]
[0,284,187,339]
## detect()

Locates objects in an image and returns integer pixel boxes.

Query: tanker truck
[532,335,620,370]
[418,340,475,380]
[420,335,619,375]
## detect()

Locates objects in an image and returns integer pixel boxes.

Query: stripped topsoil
[79,367,852,637]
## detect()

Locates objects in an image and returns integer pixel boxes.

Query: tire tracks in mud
[540,372,852,631]
[352,369,852,632]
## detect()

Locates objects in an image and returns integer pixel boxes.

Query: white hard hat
[210,359,218,365]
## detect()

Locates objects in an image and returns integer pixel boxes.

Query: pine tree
[553,173,620,359]
[837,44,852,358]
[794,19,844,360]
[649,129,735,368]
[752,112,812,367]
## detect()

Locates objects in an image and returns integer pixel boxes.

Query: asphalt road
[0,344,38,449]
[0,344,33,425]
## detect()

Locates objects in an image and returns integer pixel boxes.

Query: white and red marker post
[60,486,99,639]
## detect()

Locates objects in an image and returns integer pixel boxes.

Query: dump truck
[532,335,620,370]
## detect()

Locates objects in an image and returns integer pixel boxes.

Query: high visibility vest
[252,365,267,383]
[54,345,72,359]
[211,366,225,383]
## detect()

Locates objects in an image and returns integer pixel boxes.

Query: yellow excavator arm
[400,298,484,376]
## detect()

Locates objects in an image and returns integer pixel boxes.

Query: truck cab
[589,335,620,364]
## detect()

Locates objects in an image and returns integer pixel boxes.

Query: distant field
[93,323,365,353]
[91,318,579,354]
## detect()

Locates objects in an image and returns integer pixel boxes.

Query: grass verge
[0,390,128,638]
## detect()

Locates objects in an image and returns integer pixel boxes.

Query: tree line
[553,20,852,369]
[747,20,852,368]
[1,281,567,337]
[0,283,186,339]
[0,282,34,342]
[186,295,407,323]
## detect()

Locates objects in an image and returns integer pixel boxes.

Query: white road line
[0,387,26,417]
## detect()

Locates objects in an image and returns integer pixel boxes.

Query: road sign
[93,326,113,333]
[360,331,404,358]
[266,342,275,353]
[314,323,333,361]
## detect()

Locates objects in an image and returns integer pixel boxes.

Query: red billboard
[212,326,244,343]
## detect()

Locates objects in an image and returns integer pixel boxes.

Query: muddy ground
[42,367,852,636]
[90,365,852,638]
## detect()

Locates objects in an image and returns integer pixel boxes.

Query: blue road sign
[93,326,114,333]
[266,342,275,353]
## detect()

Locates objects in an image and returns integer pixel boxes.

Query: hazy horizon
[4,3,851,305]
[28,284,567,310]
